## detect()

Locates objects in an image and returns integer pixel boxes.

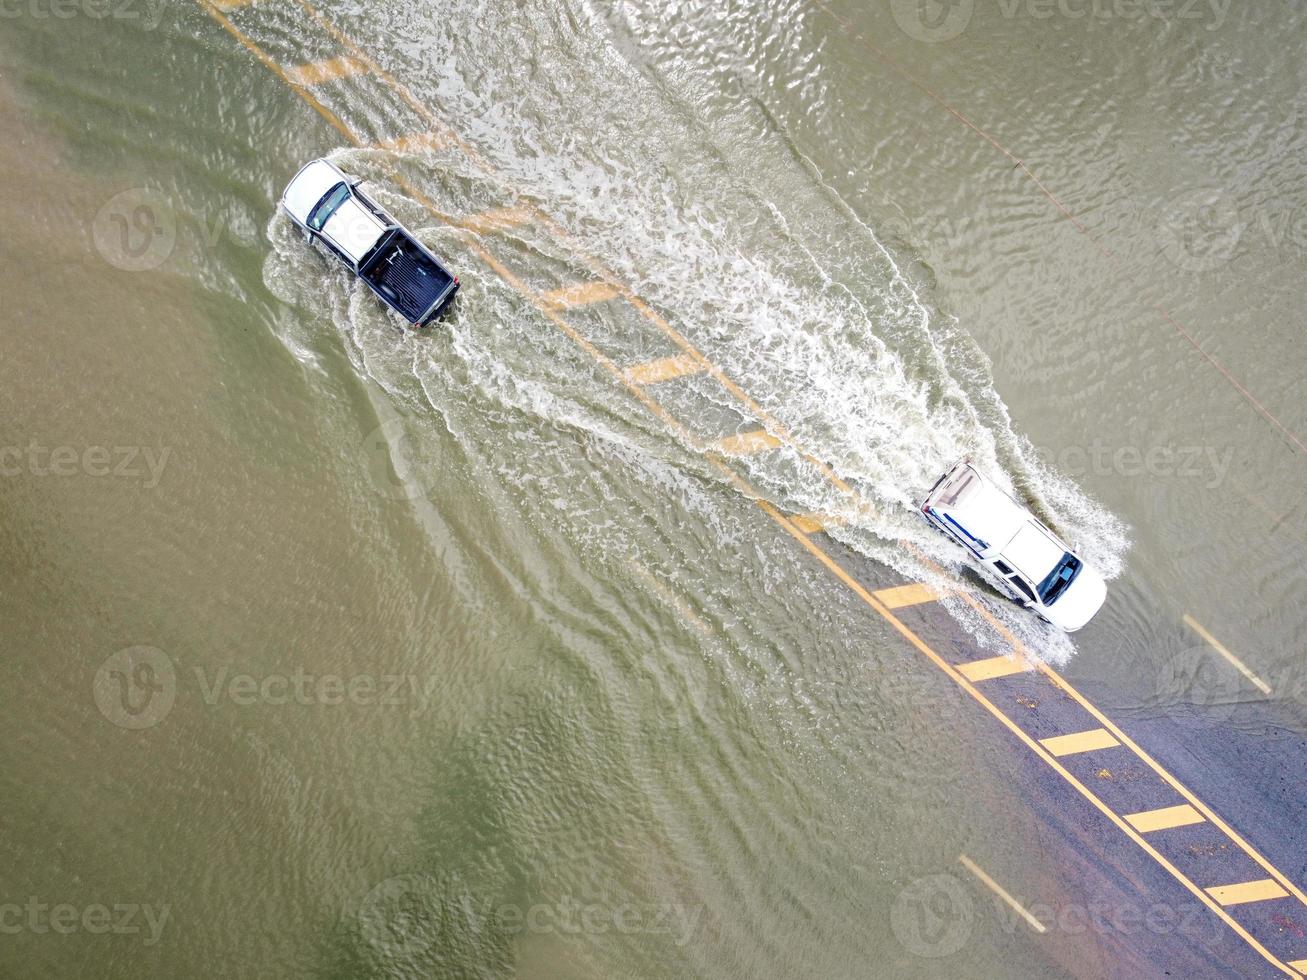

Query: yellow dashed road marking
[959,854,1047,933]
[955,654,1030,682]
[789,512,842,535]
[538,281,621,311]
[457,206,533,236]
[872,582,939,610]
[1288,960,1307,973]
[1207,880,1291,907]
[373,131,448,155]
[1123,803,1207,834]
[714,430,782,456]
[1183,614,1273,696]
[285,54,369,87]
[622,354,704,386]
[1040,728,1121,757]
[209,0,254,9]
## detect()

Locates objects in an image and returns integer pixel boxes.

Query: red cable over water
[809,0,1306,456]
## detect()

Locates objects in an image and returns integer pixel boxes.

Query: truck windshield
[1037,553,1082,605]
[307,183,350,232]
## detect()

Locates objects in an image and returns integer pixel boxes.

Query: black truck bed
[360,229,456,324]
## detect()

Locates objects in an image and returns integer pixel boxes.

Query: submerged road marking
[1040,728,1121,757]
[372,131,449,155]
[955,654,1031,683]
[871,582,938,610]
[538,281,622,311]
[285,54,369,87]
[788,511,840,535]
[456,206,533,236]
[623,354,704,387]
[1183,614,1273,696]
[1290,961,1307,973]
[959,854,1047,934]
[1122,803,1207,834]
[715,430,782,456]
[1208,880,1292,907]
[196,7,1307,975]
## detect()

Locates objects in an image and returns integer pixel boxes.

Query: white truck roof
[1003,523,1064,582]
[321,197,387,264]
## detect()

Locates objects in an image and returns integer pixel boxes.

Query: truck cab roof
[318,195,387,264]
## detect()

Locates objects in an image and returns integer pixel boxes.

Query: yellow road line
[1031,658,1307,910]
[1183,614,1273,696]
[538,281,622,311]
[1122,803,1206,834]
[197,1,359,144]
[1207,879,1291,907]
[1040,728,1121,757]
[456,206,533,236]
[629,560,714,637]
[789,511,840,535]
[199,11,1307,975]
[372,131,448,155]
[284,54,369,87]
[209,0,254,9]
[1289,961,1307,973]
[955,654,1031,682]
[871,582,939,610]
[715,430,782,456]
[622,354,704,387]
[958,854,1047,933]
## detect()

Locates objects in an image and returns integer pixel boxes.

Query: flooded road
[1,1,1305,977]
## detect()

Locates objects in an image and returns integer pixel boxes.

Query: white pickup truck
[920,460,1108,631]
[281,159,459,326]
